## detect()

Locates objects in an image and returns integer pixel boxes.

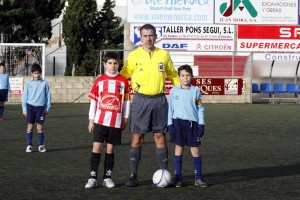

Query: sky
[96,0,127,6]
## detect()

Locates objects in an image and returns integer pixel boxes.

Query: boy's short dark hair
[31,63,42,73]
[140,24,157,37]
[103,52,120,64]
[177,64,193,76]
[0,63,5,67]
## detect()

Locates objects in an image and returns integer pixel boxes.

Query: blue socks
[174,156,203,180]
[38,132,44,146]
[193,156,202,180]
[0,106,4,116]
[27,132,44,146]
[26,132,33,146]
[174,155,182,179]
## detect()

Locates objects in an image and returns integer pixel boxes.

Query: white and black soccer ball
[152,169,172,188]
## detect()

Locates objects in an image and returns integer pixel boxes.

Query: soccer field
[0,104,299,200]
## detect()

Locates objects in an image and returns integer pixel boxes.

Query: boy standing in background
[22,63,51,153]
[0,63,10,120]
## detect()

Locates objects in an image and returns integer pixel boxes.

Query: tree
[62,0,124,76]
[0,0,65,43]
[0,0,65,76]
[62,0,102,76]
[99,0,123,50]
[98,0,124,74]
[81,42,99,76]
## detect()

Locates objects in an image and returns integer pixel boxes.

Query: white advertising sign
[131,24,235,52]
[127,0,214,24]
[9,77,23,95]
[253,53,300,61]
[215,0,298,25]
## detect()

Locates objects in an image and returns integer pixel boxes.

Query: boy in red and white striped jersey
[85,52,130,189]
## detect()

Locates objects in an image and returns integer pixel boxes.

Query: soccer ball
[152,169,172,188]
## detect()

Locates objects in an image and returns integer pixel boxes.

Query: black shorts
[93,123,122,145]
[0,89,8,102]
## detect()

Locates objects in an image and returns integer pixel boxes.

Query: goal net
[0,43,46,77]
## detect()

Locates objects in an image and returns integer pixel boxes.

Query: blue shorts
[26,104,46,125]
[130,92,168,134]
[170,119,201,147]
[0,89,8,102]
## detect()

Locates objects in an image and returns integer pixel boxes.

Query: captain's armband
[124,93,131,101]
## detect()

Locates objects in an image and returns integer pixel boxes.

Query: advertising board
[127,0,214,24]
[237,25,300,52]
[131,24,235,52]
[9,77,23,95]
[129,78,244,95]
[215,0,298,25]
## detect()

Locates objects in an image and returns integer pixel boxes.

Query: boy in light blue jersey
[168,64,207,188]
[22,63,51,153]
[0,63,10,120]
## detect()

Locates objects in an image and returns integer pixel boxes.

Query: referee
[120,23,180,187]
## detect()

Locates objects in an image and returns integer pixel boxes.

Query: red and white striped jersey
[88,73,130,128]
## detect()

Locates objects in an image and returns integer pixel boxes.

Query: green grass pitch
[0,103,299,200]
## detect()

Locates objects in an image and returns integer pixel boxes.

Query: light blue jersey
[22,78,51,113]
[0,73,10,95]
[168,84,204,125]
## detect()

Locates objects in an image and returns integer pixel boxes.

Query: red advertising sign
[237,25,300,52]
[129,78,244,95]
[238,25,300,40]
[192,78,244,95]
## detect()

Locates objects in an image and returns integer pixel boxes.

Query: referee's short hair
[177,64,193,76]
[140,24,157,37]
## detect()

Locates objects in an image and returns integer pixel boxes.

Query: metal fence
[0,43,46,77]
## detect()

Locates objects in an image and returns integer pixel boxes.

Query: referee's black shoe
[126,174,138,187]
[173,177,182,188]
